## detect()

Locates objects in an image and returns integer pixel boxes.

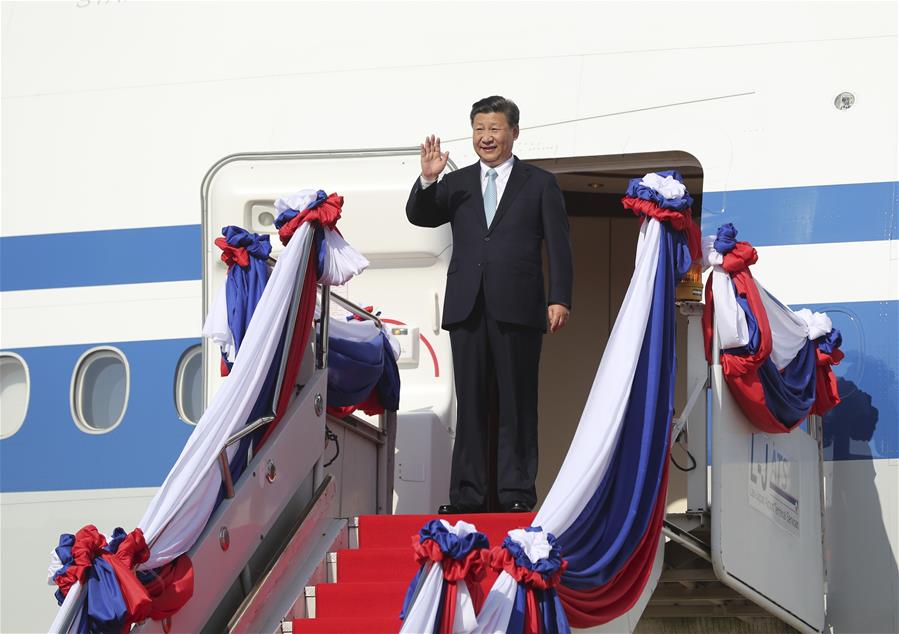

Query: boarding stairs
[291,512,535,633]
[49,151,826,634]
[125,300,824,634]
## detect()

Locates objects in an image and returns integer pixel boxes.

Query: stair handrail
[49,231,322,634]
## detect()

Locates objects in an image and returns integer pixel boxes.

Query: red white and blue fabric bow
[400,520,490,633]
[49,525,193,634]
[701,223,843,433]
[212,226,272,372]
[487,528,570,634]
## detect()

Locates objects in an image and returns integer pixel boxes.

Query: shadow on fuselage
[823,368,899,634]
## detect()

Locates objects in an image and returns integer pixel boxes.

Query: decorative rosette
[49,525,193,632]
[621,170,701,266]
[488,527,571,634]
[702,223,843,432]
[273,188,369,285]
[275,189,342,244]
[214,226,272,269]
[400,519,490,633]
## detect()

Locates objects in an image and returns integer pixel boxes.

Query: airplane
[1,2,896,632]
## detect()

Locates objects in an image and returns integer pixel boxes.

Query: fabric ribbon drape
[485,528,570,634]
[402,172,696,632]
[275,188,369,285]
[208,226,272,369]
[50,188,373,632]
[701,224,843,433]
[325,318,401,418]
[472,172,692,631]
[49,526,193,634]
[400,520,491,634]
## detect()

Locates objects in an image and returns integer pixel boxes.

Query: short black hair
[470,96,520,127]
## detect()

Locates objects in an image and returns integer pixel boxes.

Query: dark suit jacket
[406,157,573,331]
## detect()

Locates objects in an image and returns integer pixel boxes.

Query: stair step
[336,548,417,583]
[292,616,401,633]
[315,581,409,619]
[358,512,536,549]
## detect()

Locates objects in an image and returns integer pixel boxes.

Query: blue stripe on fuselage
[0,338,200,492]
[0,181,896,291]
[701,180,897,246]
[0,225,202,292]
[807,301,898,462]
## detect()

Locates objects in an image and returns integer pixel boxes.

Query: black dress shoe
[504,502,533,513]
[438,503,484,514]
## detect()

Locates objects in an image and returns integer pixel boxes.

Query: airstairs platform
[292,513,535,633]
[125,302,823,634]
[101,152,827,634]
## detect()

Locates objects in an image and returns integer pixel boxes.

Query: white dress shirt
[420,155,516,205]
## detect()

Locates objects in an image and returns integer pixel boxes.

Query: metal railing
[50,237,393,633]
[215,281,385,500]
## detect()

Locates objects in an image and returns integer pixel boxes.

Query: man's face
[472,112,519,167]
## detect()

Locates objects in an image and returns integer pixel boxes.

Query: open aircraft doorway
[529,151,704,506]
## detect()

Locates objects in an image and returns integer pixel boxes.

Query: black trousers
[448,289,543,509]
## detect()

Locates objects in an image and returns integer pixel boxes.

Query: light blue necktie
[484,168,498,226]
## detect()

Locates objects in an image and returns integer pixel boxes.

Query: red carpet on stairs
[293,512,536,634]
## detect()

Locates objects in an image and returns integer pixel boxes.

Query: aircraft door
[200,149,456,513]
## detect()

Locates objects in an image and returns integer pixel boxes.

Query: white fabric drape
[399,563,444,634]
[137,225,314,568]
[639,173,686,200]
[532,219,662,535]
[202,283,236,362]
[320,228,369,286]
[756,282,832,370]
[470,571,518,634]
[506,528,552,563]
[274,189,321,218]
[702,235,749,350]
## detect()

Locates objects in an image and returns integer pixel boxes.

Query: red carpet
[293,512,535,633]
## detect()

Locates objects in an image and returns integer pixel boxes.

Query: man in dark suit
[406,96,573,514]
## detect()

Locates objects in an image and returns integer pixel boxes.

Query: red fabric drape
[279,193,344,245]
[214,237,250,268]
[812,348,844,416]
[53,526,194,631]
[699,240,843,433]
[620,196,702,264]
[412,539,489,614]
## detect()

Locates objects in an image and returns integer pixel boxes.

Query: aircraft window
[71,347,129,433]
[0,352,30,439]
[174,344,203,425]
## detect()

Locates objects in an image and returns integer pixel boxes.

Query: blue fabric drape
[222,226,272,363]
[376,333,401,411]
[53,534,76,604]
[714,223,738,255]
[507,584,528,633]
[327,334,385,407]
[558,224,684,588]
[53,532,129,634]
[327,331,400,410]
[758,340,818,424]
[81,557,127,634]
[729,284,820,427]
